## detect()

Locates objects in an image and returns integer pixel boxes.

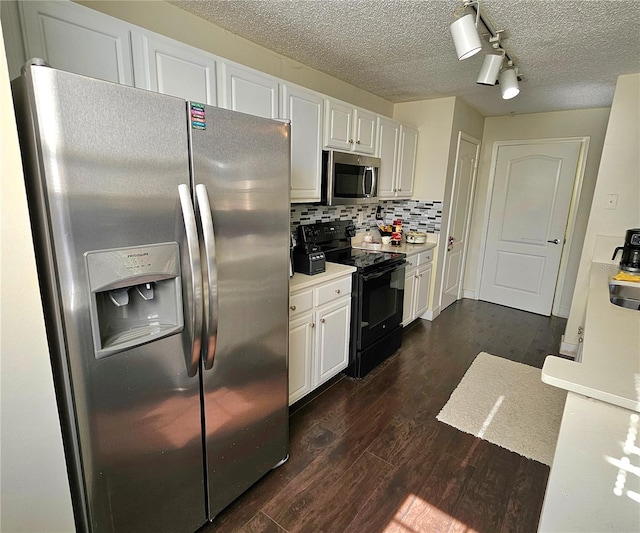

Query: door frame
[439,131,480,309]
[475,137,590,317]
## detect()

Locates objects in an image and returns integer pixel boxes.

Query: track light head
[499,66,520,99]
[450,3,482,60]
[477,53,504,85]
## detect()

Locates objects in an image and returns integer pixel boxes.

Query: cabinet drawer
[405,253,419,269]
[289,289,313,316]
[417,249,433,266]
[316,276,352,307]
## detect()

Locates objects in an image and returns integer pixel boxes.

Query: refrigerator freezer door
[189,105,291,518]
[16,66,206,532]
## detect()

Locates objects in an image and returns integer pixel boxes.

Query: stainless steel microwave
[322,150,380,205]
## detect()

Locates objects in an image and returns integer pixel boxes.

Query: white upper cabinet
[281,84,324,203]
[377,117,417,199]
[324,98,377,154]
[376,116,401,198]
[132,32,217,105]
[353,108,377,154]
[19,1,134,85]
[324,99,353,151]
[219,62,279,119]
[397,124,418,198]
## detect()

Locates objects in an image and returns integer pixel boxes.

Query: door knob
[547,239,560,244]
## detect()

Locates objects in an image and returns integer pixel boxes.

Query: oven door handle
[362,261,406,281]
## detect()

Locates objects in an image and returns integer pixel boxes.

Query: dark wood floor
[201,299,568,533]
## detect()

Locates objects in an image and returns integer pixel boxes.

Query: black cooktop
[324,247,405,271]
[297,220,405,274]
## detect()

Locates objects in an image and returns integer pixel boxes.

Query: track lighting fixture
[450,1,523,100]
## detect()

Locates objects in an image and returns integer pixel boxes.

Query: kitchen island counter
[539,258,640,532]
[542,261,640,412]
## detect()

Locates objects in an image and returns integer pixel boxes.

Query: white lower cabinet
[288,313,314,403]
[288,273,352,405]
[402,249,433,326]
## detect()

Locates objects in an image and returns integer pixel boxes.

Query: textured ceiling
[172,0,640,116]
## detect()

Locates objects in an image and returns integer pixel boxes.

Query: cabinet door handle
[398,188,402,191]
[290,305,296,311]
[415,274,419,279]
[356,140,361,144]
[321,318,325,323]
[348,139,354,144]
[335,289,341,294]
[310,322,315,328]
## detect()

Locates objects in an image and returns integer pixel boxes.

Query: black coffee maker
[612,228,640,273]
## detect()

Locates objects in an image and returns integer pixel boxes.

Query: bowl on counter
[405,231,427,244]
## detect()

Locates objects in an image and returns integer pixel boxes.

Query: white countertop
[290,262,356,292]
[538,392,640,532]
[351,239,436,255]
[542,262,640,412]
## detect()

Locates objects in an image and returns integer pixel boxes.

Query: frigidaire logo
[127,253,149,258]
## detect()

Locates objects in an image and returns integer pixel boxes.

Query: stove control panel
[298,220,356,244]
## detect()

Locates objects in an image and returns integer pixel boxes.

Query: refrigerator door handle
[178,184,203,377]
[195,184,218,370]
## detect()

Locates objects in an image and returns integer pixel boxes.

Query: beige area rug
[436,352,567,466]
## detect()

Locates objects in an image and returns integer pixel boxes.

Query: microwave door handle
[178,184,203,378]
[195,184,218,371]
[369,167,378,197]
[364,166,375,197]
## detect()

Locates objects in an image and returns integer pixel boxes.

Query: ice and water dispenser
[85,243,184,358]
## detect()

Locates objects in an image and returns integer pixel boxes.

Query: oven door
[358,262,405,350]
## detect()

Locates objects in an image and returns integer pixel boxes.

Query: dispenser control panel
[86,243,180,292]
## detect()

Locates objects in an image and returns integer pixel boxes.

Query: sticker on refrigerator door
[190,102,206,130]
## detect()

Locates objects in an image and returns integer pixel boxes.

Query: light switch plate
[605,193,618,209]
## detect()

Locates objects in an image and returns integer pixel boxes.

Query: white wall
[0,28,75,532]
[464,107,611,316]
[393,97,456,201]
[394,97,484,314]
[564,73,640,346]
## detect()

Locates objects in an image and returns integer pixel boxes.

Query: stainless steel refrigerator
[12,61,290,533]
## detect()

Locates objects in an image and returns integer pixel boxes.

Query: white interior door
[441,134,479,311]
[479,141,581,315]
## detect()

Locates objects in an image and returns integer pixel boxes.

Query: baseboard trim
[462,289,476,299]
[560,336,578,357]
[421,306,440,321]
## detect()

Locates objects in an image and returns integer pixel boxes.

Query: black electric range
[296,220,407,378]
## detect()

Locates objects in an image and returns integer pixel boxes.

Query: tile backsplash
[290,199,442,236]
